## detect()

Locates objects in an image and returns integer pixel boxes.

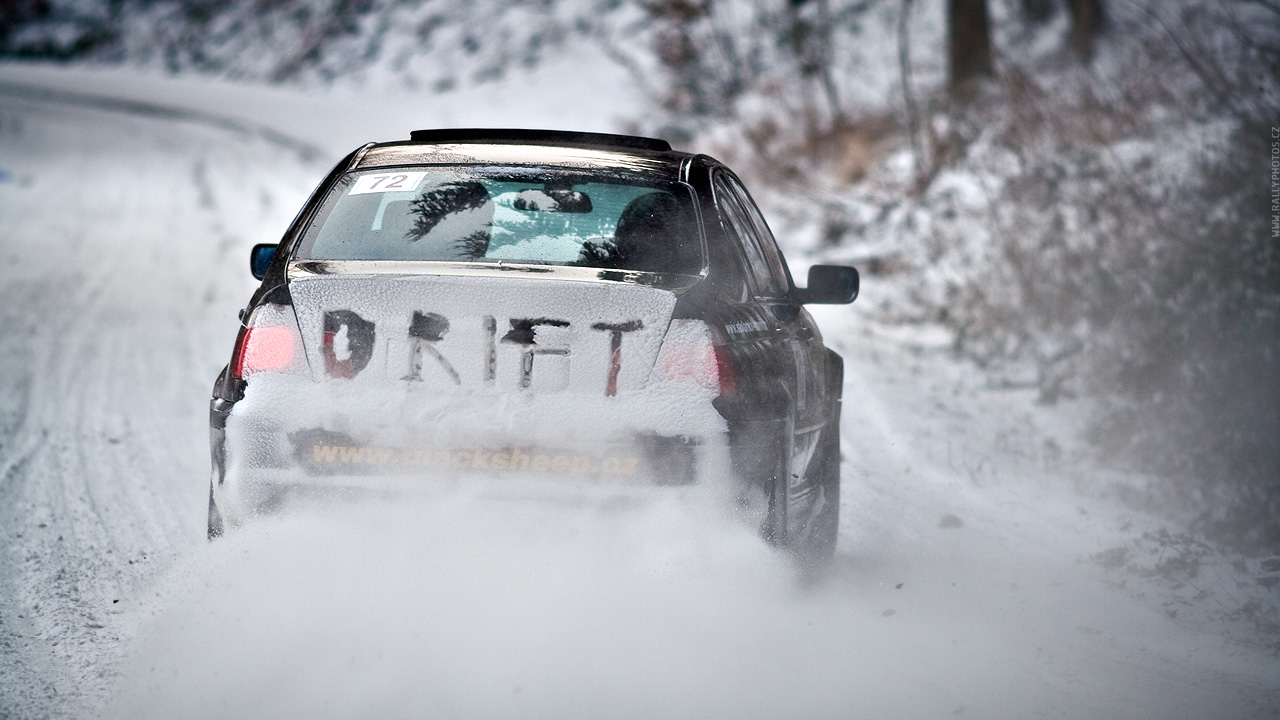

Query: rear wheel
[793,417,840,570]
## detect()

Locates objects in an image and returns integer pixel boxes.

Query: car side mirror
[250,244,278,280]
[798,265,859,304]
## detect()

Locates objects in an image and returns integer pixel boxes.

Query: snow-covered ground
[1,62,1278,719]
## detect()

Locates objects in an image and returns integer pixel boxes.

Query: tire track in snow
[0,88,317,719]
[0,80,324,164]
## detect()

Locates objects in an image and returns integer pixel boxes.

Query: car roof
[351,128,696,178]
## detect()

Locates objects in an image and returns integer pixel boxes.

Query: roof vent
[408,128,672,153]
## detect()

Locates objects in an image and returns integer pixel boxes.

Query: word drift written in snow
[321,309,645,395]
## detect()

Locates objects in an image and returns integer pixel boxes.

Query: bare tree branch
[898,0,926,179]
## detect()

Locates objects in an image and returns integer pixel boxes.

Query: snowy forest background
[2,0,1278,552]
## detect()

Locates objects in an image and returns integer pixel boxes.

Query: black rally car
[209,129,858,564]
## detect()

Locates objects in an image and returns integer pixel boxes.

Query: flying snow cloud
[105,492,863,720]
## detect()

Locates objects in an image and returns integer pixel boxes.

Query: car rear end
[210,137,737,526]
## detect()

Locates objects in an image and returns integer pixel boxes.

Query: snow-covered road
[0,78,317,716]
[0,67,1277,719]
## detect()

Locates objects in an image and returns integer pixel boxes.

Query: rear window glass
[294,166,704,276]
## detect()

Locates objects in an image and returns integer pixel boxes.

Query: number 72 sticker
[349,172,428,195]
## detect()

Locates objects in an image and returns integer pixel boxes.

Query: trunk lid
[286,262,683,397]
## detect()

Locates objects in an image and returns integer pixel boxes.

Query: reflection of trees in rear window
[303,169,703,275]
[405,181,493,261]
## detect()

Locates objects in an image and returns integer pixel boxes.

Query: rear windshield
[294,166,704,276]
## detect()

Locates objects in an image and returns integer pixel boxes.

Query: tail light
[651,320,737,396]
[230,304,305,382]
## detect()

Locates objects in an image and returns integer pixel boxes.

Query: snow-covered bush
[848,2,1280,551]
[0,0,591,89]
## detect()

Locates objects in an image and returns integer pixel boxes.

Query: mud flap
[207,483,224,540]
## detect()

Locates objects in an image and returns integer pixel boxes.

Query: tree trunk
[785,0,845,130]
[1067,0,1106,63]
[1021,0,1055,24]
[948,0,994,102]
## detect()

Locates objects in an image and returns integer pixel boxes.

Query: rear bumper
[211,392,734,524]
[213,434,730,525]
